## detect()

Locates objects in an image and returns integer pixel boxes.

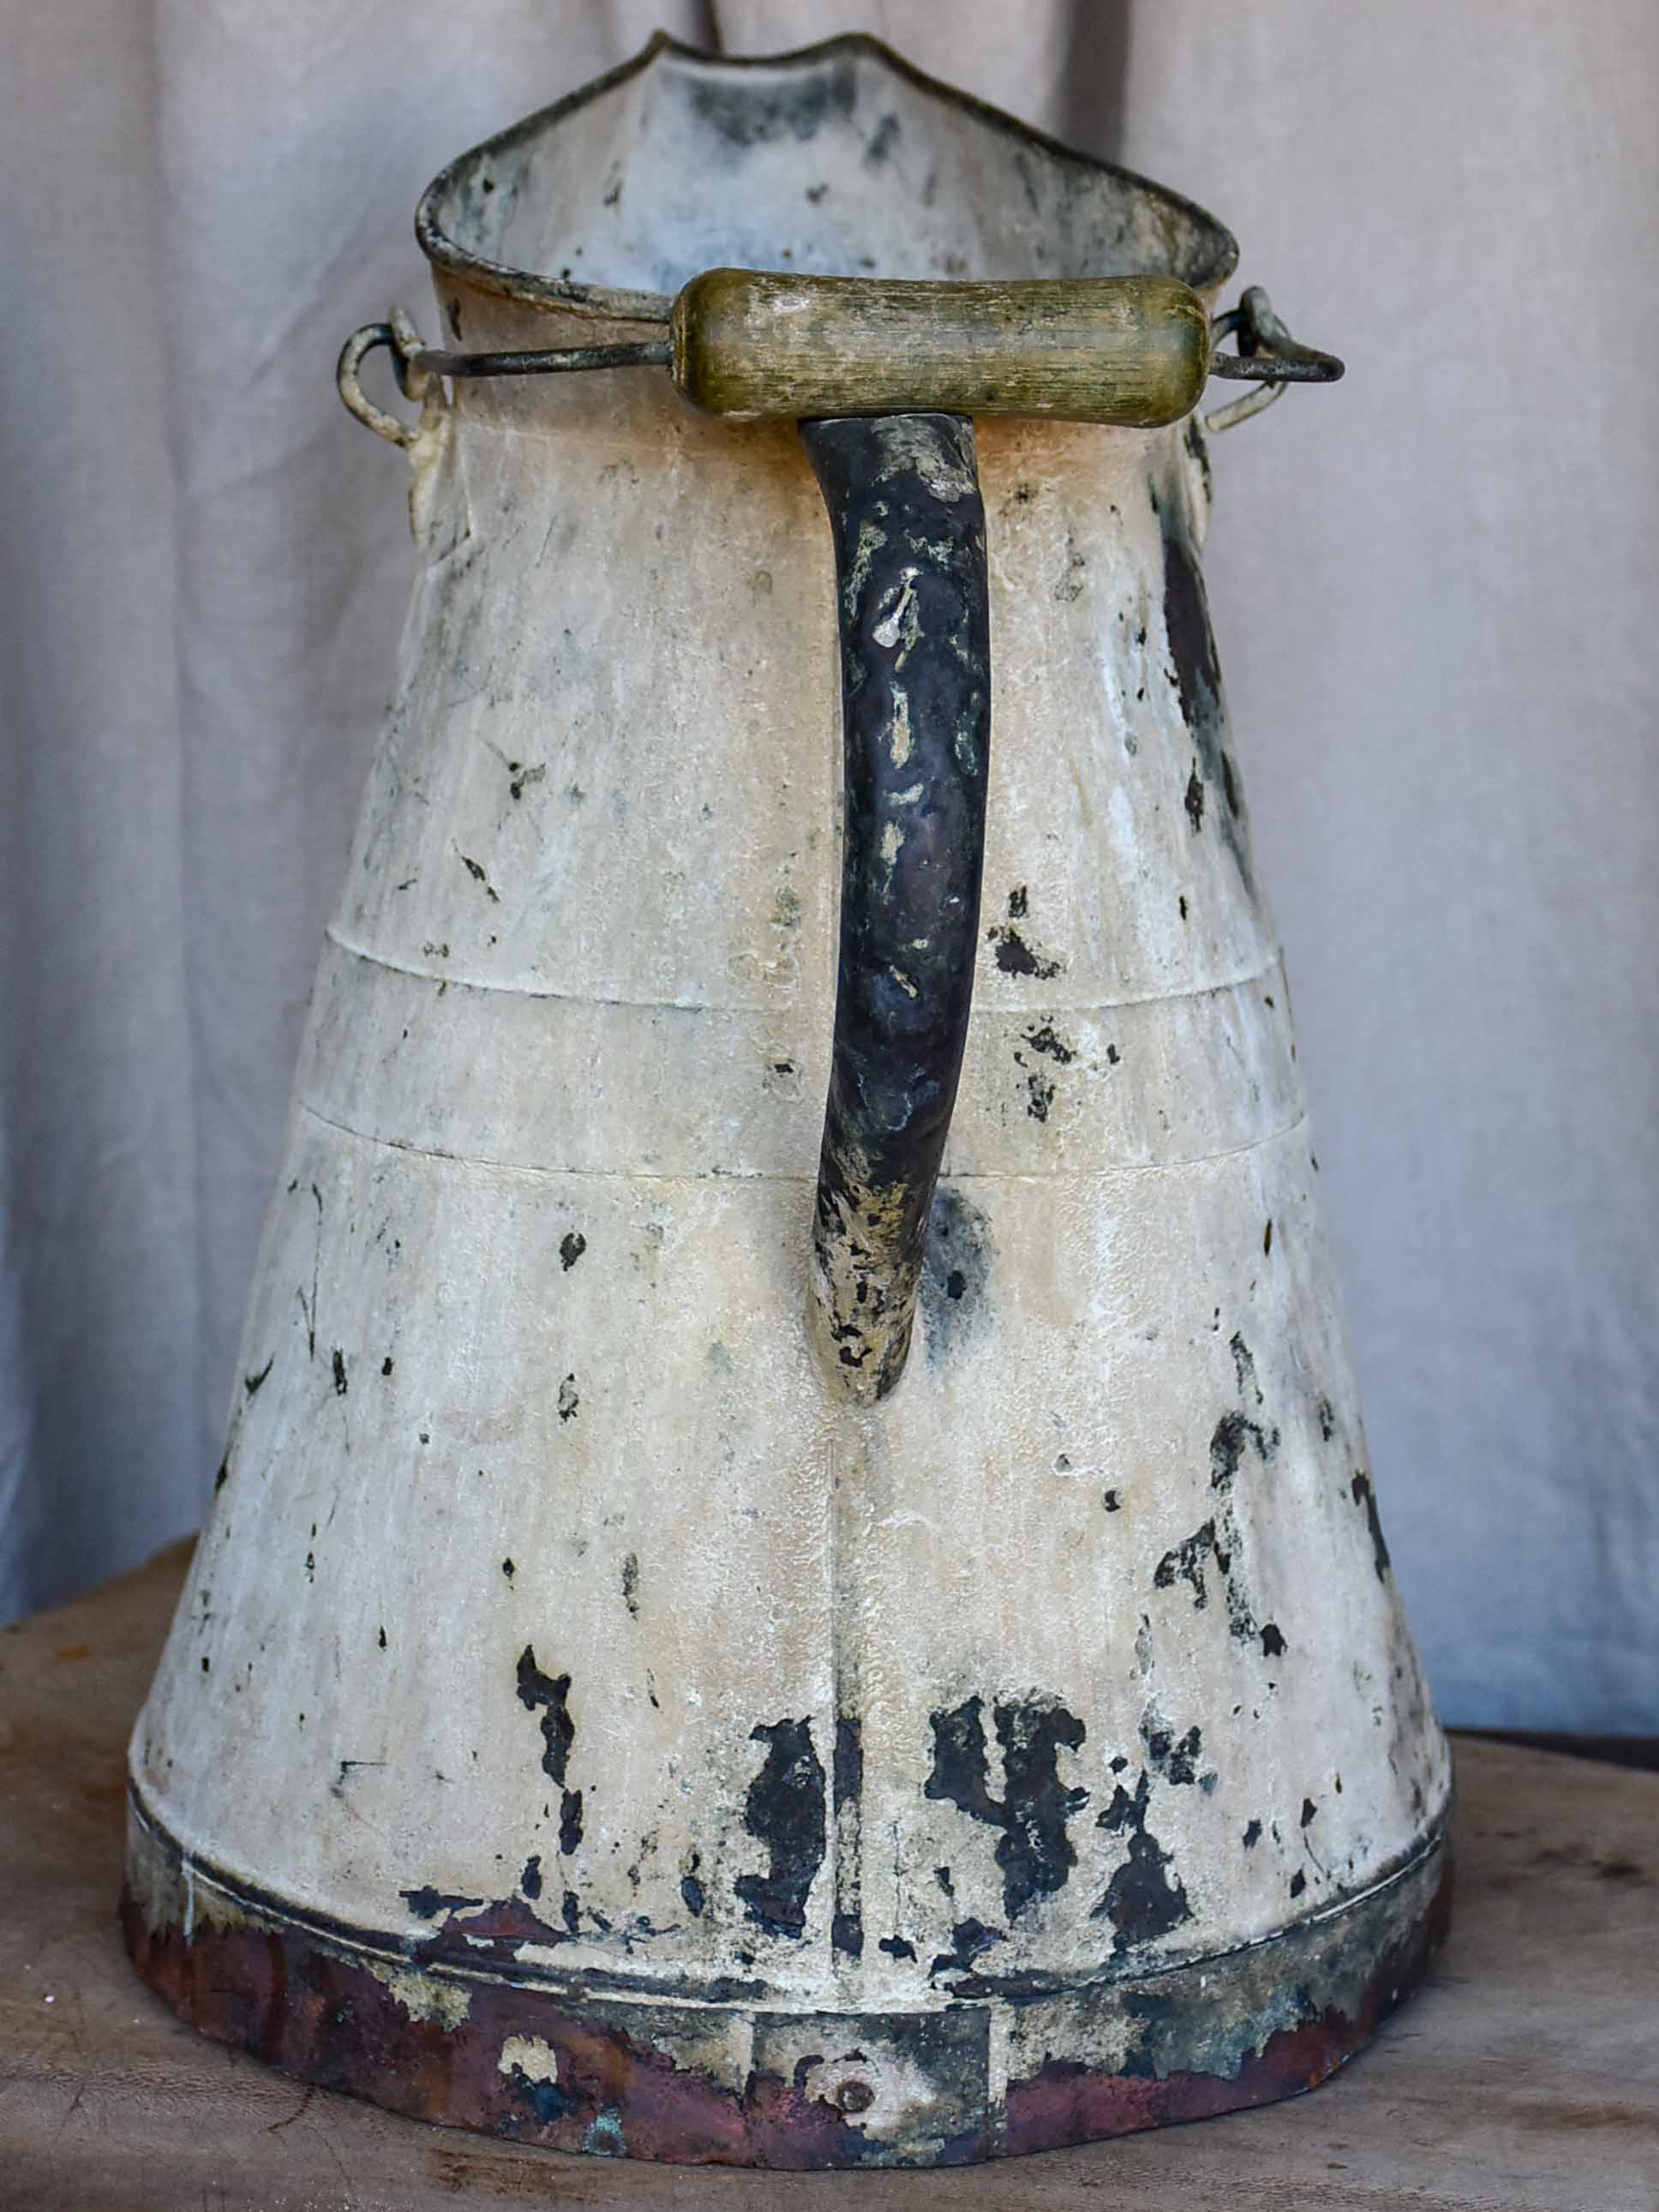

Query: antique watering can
[122,33,1451,2169]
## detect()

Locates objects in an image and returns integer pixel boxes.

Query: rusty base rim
[122,1798,1451,2169]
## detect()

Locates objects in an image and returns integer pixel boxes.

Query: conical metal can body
[123,34,1451,2169]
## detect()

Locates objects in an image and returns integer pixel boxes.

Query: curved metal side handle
[1204,285,1344,434]
[336,309,439,446]
[800,413,991,1403]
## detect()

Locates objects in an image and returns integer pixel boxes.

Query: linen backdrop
[3,1,1655,1728]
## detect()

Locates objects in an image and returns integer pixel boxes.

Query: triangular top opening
[416,33,1238,324]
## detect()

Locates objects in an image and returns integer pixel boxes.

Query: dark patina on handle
[800,413,991,1402]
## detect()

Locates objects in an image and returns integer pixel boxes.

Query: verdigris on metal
[123,31,1452,2169]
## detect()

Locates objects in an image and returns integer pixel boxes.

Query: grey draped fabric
[3,2,1656,1727]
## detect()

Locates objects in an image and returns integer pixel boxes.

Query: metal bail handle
[338,273,1341,436]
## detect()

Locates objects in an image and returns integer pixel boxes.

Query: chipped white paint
[372,1960,473,2032]
[498,2035,560,2084]
[127,32,1447,2148]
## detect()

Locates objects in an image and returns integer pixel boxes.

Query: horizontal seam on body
[295,1095,1311,1184]
[323,925,1286,1021]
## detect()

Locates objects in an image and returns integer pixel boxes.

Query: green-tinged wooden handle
[670,269,1213,427]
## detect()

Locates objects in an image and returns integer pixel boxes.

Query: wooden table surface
[2,1541,1656,2210]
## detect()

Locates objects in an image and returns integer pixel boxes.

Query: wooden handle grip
[671,269,1213,428]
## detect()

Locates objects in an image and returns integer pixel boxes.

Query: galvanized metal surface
[126,32,1451,2169]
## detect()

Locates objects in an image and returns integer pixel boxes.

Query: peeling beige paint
[369,1959,474,2031]
[498,2033,560,2083]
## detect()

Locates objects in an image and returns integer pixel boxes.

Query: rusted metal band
[123,1789,1452,2169]
[799,412,991,1402]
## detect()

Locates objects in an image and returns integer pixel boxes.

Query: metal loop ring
[1204,285,1343,435]
[337,311,435,447]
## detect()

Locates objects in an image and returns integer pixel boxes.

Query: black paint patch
[834,1714,863,1810]
[1243,1818,1262,1849]
[1092,1771,1192,1956]
[620,1554,639,1618]
[559,1232,586,1271]
[688,56,856,150]
[1317,1396,1337,1441]
[929,1916,1004,1978]
[1351,1471,1392,1580]
[400,1884,483,1921]
[1153,1497,1260,1645]
[516,1647,573,1784]
[331,1348,348,1396]
[1183,763,1205,831]
[516,1647,582,1850]
[1183,413,1213,511]
[1290,1868,1308,1898]
[1261,1622,1287,1658]
[986,922,1065,978]
[924,1693,1087,1920]
[1153,1518,1228,1607]
[244,1356,273,1397]
[458,852,498,902]
[864,110,901,165]
[925,1697,1000,1824]
[997,1702,1088,1916]
[830,1910,864,1958]
[1141,1722,1202,1787]
[735,1718,826,1939]
[1160,522,1253,893]
[520,1854,542,1899]
[833,1712,865,1959]
[919,1184,993,1361]
[557,1375,579,1422]
[1230,1332,1262,1405]
[878,1933,917,1960]
[680,1853,706,1917]
[1023,1022,1075,1064]
[1210,1410,1279,1491]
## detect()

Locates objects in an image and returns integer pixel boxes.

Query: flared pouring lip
[414,29,1240,326]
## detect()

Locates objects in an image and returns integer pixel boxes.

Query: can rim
[413,30,1241,327]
